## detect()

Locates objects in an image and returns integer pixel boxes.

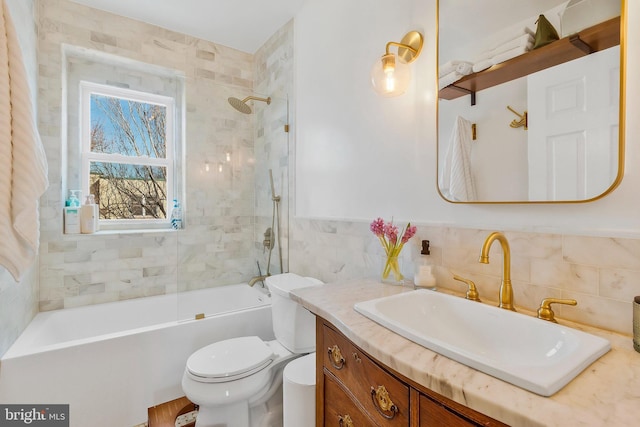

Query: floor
[142,396,197,427]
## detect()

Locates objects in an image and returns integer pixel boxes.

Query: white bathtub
[0,284,274,427]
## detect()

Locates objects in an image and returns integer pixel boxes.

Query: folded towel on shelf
[0,0,49,281]
[438,70,464,90]
[490,26,535,49]
[474,33,534,63]
[471,33,533,73]
[491,45,530,65]
[439,60,473,78]
[455,61,473,76]
[491,33,534,57]
[472,59,493,73]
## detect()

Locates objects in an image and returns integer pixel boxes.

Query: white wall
[294,0,640,238]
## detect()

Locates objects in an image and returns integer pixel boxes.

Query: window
[80,82,175,228]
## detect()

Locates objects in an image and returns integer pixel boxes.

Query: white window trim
[79,81,176,230]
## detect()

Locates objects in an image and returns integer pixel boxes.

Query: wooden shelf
[439,16,620,102]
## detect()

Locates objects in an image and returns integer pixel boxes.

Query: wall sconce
[370,30,424,97]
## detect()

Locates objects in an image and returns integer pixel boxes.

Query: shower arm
[242,96,271,105]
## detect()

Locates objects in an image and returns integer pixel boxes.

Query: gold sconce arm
[384,31,424,64]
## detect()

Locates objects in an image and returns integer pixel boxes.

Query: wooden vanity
[317,318,508,426]
[290,278,640,427]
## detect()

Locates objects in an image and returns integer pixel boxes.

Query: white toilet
[181,273,321,427]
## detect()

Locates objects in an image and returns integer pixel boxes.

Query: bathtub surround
[253,22,293,277]
[35,0,292,313]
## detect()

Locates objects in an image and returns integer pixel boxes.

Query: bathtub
[0,284,274,427]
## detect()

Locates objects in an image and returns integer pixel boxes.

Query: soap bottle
[68,190,81,207]
[89,194,99,231]
[414,240,436,290]
[64,206,81,234]
[170,199,183,230]
[80,195,96,234]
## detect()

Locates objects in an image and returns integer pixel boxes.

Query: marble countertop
[291,278,640,427]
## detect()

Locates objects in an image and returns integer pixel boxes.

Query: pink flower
[370,217,385,237]
[371,217,417,259]
[402,224,417,244]
[384,222,399,243]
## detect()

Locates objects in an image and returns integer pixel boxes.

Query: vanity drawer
[323,324,410,426]
[419,391,510,427]
[324,372,377,427]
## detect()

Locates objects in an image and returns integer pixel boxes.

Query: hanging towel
[0,0,49,281]
[440,116,476,202]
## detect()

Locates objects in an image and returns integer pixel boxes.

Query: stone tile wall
[37,0,263,310]
[253,21,293,277]
[289,218,640,336]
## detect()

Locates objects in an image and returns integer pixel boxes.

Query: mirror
[437,0,625,203]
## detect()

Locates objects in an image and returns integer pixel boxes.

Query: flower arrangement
[370,217,417,283]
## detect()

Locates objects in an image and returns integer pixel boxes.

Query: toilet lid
[186,336,274,382]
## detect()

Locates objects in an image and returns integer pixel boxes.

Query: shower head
[227,95,271,114]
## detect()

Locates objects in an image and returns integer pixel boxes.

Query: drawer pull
[338,414,354,427]
[371,385,399,419]
[328,345,346,369]
[352,352,361,363]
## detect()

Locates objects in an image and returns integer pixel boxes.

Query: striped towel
[0,0,49,281]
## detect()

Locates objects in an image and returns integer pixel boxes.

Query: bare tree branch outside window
[89,94,168,220]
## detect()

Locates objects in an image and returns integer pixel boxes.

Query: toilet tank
[265,273,322,353]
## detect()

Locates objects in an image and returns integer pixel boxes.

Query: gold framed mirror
[436,0,626,203]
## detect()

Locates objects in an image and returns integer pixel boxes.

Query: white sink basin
[353,290,610,396]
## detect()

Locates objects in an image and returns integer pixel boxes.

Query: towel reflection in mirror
[439,116,477,202]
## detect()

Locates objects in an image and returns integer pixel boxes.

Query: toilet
[181,273,321,427]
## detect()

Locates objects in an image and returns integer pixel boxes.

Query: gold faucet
[479,232,515,311]
[452,274,481,302]
[537,298,577,322]
[248,274,270,287]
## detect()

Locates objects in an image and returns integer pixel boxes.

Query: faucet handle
[537,298,577,322]
[453,274,481,302]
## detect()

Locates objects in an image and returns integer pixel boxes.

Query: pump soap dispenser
[80,195,97,234]
[414,240,436,290]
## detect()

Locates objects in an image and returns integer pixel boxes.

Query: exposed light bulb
[205,161,210,172]
[370,53,412,97]
[218,163,223,173]
[226,152,231,162]
[385,70,396,92]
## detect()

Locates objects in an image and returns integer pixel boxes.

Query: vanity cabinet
[317,318,509,427]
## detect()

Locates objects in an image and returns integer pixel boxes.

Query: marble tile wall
[289,218,640,336]
[37,0,260,310]
[253,21,293,277]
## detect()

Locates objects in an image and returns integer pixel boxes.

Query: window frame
[79,81,176,229]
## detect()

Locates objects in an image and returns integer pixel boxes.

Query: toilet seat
[186,336,274,383]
